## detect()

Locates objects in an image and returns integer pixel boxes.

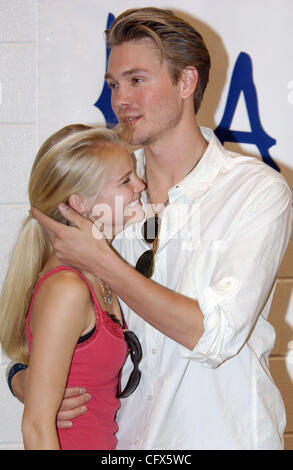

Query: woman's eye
[122,177,131,185]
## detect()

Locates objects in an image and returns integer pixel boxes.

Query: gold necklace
[97,279,113,306]
[146,192,169,217]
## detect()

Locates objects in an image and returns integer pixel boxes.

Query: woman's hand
[57,387,92,429]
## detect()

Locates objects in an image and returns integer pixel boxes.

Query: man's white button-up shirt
[113,128,292,450]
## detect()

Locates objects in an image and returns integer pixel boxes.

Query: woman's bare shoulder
[37,267,91,299]
[30,268,93,331]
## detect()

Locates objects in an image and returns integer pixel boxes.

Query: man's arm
[31,204,204,350]
[98,252,204,350]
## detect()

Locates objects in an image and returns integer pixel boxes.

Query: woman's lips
[127,198,142,208]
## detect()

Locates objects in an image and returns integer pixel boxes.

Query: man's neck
[143,121,207,204]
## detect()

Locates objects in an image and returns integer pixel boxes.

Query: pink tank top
[25,266,128,450]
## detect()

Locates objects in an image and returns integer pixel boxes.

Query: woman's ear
[68,194,90,216]
[180,66,199,100]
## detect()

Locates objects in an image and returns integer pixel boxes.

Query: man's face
[106,39,184,147]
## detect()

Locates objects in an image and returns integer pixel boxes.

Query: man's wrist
[6,362,28,396]
[92,239,120,280]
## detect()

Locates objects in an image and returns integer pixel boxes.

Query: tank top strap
[26,265,104,325]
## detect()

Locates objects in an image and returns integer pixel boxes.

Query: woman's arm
[9,366,91,429]
[21,271,93,449]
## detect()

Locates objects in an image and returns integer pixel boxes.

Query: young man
[9,8,292,449]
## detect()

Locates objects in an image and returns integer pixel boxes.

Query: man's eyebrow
[105,68,149,81]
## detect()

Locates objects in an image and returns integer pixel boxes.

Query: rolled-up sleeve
[178,181,292,367]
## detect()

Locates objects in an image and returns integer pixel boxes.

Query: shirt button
[148,395,153,401]
[152,348,157,354]
[135,440,140,446]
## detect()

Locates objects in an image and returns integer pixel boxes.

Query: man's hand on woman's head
[30,204,109,276]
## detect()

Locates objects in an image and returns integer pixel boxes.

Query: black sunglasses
[117,329,142,398]
[135,215,160,278]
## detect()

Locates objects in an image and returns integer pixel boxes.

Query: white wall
[0,0,292,449]
[0,0,37,449]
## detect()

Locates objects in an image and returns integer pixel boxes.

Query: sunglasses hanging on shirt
[135,144,206,278]
[112,308,142,399]
[135,196,169,278]
[117,329,142,398]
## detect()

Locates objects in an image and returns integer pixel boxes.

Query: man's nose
[112,85,132,109]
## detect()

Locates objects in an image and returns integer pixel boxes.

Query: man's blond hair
[106,7,211,114]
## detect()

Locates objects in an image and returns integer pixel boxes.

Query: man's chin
[117,120,146,146]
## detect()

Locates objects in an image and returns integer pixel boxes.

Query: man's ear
[68,194,90,215]
[180,66,198,100]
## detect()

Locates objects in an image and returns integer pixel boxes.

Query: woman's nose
[133,176,145,194]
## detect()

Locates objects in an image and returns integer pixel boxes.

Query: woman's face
[88,148,145,239]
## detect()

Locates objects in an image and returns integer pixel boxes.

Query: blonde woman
[0,125,145,450]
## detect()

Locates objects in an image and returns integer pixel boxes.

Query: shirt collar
[135,127,232,204]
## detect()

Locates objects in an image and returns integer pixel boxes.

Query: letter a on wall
[215,52,279,171]
[94,13,118,126]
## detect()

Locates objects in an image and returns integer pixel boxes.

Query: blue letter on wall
[94,13,118,127]
[215,52,279,171]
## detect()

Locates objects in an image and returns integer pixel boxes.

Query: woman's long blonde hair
[0,124,126,364]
